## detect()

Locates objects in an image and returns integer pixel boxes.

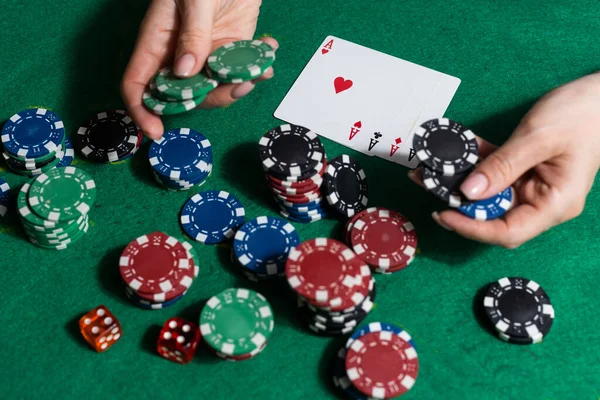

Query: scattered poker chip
[259,124,324,178]
[1,108,65,159]
[333,347,373,400]
[350,207,417,270]
[74,110,141,163]
[323,154,368,218]
[207,40,275,81]
[458,187,514,220]
[199,288,274,357]
[345,329,419,399]
[345,321,417,349]
[422,165,469,207]
[56,137,75,168]
[483,277,554,343]
[143,89,206,116]
[119,232,194,297]
[0,178,11,220]
[149,128,213,183]
[154,67,218,100]
[233,216,300,277]
[28,167,97,223]
[412,118,479,176]
[180,190,246,244]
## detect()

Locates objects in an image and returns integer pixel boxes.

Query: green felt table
[1,0,599,399]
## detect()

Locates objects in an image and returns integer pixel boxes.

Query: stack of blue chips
[148,128,213,191]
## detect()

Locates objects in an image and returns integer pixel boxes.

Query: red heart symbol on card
[334,77,353,94]
[321,49,329,54]
[354,121,362,128]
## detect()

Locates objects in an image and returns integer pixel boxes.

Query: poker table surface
[1,0,598,399]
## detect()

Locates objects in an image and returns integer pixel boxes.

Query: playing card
[274,36,461,168]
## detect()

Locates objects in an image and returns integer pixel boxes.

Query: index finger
[121,0,178,139]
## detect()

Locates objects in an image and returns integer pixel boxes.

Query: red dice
[157,317,201,364]
[79,305,122,352]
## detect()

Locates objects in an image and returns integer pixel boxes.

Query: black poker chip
[483,277,555,342]
[412,118,479,176]
[74,110,140,163]
[259,124,325,178]
[323,154,369,218]
[421,165,470,207]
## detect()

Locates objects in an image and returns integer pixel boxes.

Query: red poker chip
[285,238,365,306]
[119,232,194,297]
[374,254,416,274]
[344,208,371,244]
[274,191,322,204]
[350,208,417,269]
[345,331,419,398]
[268,179,323,196]
[267,159,327,186]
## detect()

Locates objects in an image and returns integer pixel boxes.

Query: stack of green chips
[17,166,96,250]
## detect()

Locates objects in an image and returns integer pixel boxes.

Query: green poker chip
[143,89,206,116]
[154,67,218,100]
[207,40,275,81]
[28,166,97,222]
[199,288,274,357]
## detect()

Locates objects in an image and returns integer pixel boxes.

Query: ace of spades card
[274,36,461,168]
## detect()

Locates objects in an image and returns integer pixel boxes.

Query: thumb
[461,130,555,200]
[173,1,216,77]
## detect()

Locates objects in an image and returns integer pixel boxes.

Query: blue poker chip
[1,108,65,159]
[233,216,300,275]
[458,187,514,221]
[0,177,11,219]
[149,128,212,181]
[125,287,185,310]
[180,190,246,244]
[345,322,416,350]
[57,137,75,168]
[274,196,324,211]
[279,209,326,224]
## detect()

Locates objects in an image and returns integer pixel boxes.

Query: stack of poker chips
[285,238,375,335]
[17,167,96,250]
[0,177,11,221]
[322,154,369,219]
[148,128,213,191]
[1,108,74,176]
[482,277,555,344]
[180,190,246,244]
[74,110,143,163]
[333,322,419,399]
[199,288,274,361]
[143,39,275,116]
[259,124,329,223]
[231,216,300,282]
[119,232,199,310]
[413,118,514,221]
[344,207,418,274]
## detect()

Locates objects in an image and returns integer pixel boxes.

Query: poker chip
[345,321,416,349]
[120,232,195,299]
[148,128,213,189]
[199,288,274,358]
[56,137,75,168]
[207,40,275,81]
[323,154,369,218]
[349,207,417,270]
[74,110,141,163]
[154,67,218,100]
[458,187,514,220]
[232,216,300,277]
[412,118,479,176]
[345,329,419,399]
[180,190,246,244]
[143,89,206,116]
[333,347,373,400]
[17,174,93,249]
[27,166,96,222]
[483,277,554,343]
[422,165,469,207]
[0,178,10,220]
[1,108,65,159]
[259,124,331,222]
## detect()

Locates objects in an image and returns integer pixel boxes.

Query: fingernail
[432,212,453,231]
[232,82,256,99]
[461,173,489,199]
[174,53,197,77]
